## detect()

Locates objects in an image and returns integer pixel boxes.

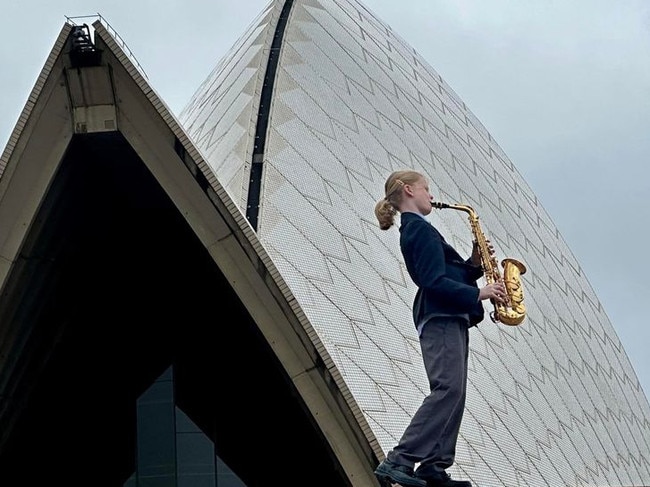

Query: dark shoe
[417,471,472,487]
[374,459,427,487]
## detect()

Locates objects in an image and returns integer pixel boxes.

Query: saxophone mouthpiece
[431,201,450,209]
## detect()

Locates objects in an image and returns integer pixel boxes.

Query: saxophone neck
[431,201,476,218]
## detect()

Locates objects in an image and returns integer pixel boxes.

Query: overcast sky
[2,0,649,396]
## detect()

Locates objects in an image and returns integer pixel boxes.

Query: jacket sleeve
[404,219,480,309]
[464,256,485,281]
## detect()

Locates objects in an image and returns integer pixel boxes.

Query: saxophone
[431,202,527,326]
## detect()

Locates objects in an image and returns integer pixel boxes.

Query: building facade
[179,1,650,486]
[0,0,648,486]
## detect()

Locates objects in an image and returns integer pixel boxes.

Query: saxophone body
[431,201,527,326]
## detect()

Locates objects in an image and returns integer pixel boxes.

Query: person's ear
[404,184,414,197]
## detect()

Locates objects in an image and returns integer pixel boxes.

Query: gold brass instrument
[431,201,527,326]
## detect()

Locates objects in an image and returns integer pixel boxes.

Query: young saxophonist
[373,170,506,487]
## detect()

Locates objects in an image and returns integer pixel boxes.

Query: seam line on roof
[246,0,295,230]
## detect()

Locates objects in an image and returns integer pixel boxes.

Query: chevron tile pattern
[180,1,650,485]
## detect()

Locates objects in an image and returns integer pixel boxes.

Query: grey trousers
[386,316,469,476]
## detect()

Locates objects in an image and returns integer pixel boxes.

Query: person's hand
[470,239,496,266]
[479,282,506,303]
[470,240,481,266]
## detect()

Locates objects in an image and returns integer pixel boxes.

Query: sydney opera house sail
[1,0,649,486]
[179,0,650,486]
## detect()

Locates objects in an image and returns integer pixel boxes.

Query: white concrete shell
[179,1,650,486]
[0,17,377,486]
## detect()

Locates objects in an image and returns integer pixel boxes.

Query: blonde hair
[374,170,425,230]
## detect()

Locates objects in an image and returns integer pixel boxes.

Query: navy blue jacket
[399,212,485,328]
